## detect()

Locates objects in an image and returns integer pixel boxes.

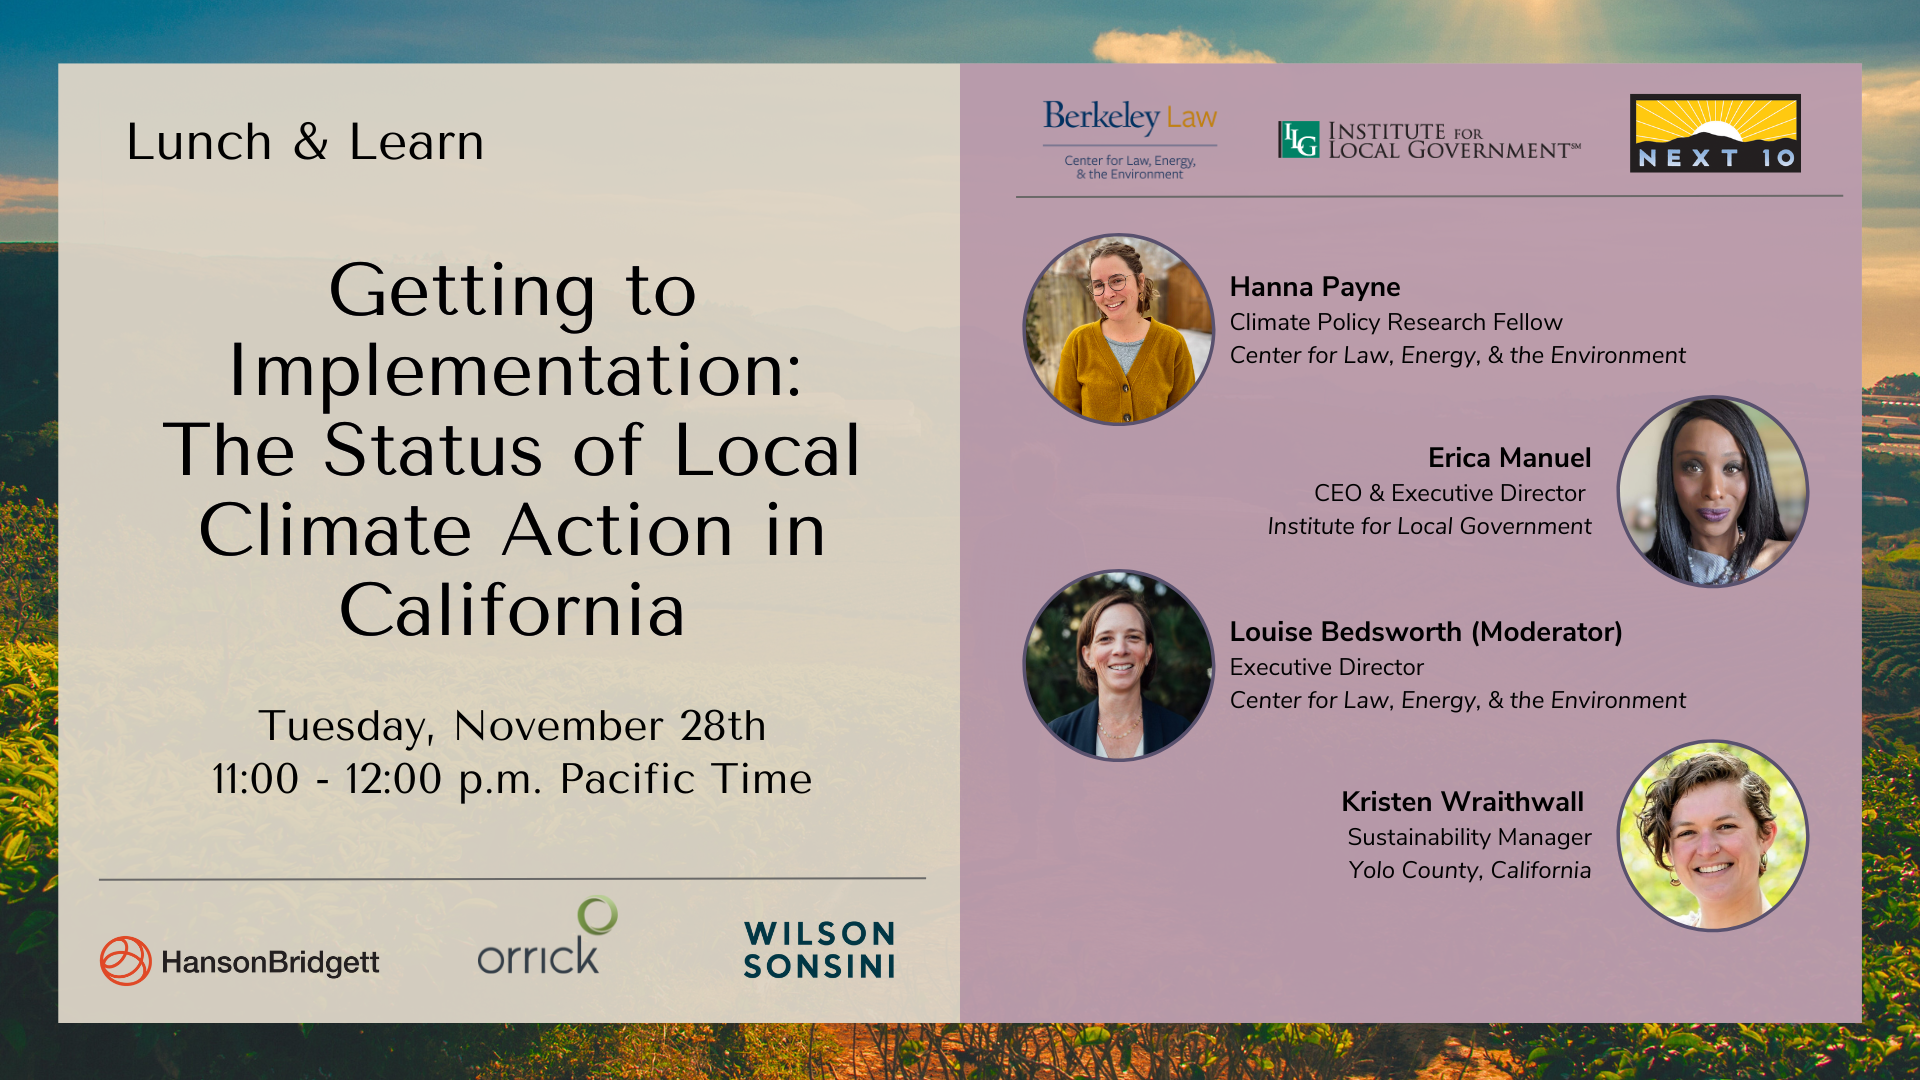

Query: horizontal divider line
[105,868,929,880]
[1016,193,1846,199]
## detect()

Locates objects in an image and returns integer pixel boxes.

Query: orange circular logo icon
[100,935,152,986]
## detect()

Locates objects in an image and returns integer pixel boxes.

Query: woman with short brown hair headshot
[1634,750,1781,929]
[1044,591,1193,759]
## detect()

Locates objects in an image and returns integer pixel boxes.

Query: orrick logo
[1630,96,1800,172]
[1280,121,1320,159]
[475,896,617,975]
[101,935,153,986]
[578,895,618,935]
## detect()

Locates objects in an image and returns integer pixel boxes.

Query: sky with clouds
[3,0,1916,376]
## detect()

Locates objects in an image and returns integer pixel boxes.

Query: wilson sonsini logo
[742,919,896,980]
[1631,95,1800,172]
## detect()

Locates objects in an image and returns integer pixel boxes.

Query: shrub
[0,486,55,644]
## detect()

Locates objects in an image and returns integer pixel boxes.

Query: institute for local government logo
[1280,121,1320,158]
[101,935,153,986]
[1630,95,1800,172]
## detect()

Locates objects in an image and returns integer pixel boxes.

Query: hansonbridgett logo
[100,936,152,986]
[161,947,383,977]
[1631,95,1800,172]
[1280,121,1320,158]
[103,933,382,982]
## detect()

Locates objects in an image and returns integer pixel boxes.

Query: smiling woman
[1618,742,1805,930]
[1618,397,1805,586]
[1024,235,1213,425]
[1026,572,1213,762]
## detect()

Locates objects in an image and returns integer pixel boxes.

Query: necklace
[1703,527,1749,585]
[1100,711,1142,744]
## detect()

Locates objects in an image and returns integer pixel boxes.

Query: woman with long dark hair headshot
[1645,399,1792,585]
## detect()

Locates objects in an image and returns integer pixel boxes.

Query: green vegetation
[8,448,1920,1075]
[1,642,56,1073]
[1493,539,1920,1078]
[0,484,55,643]
[0,246,55,502]
[9,1022,823,1080]
[1490,741,1920,1078]
[1866,589,1920,712]
[1865,454,1920,539]
[805,1023,1428,1080]
[474,1023,826,1080]
[0,420,55,467]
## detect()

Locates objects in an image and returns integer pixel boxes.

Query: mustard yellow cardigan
[1052,319,1195,423]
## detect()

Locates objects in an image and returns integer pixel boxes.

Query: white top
[1095,732,1145,759]
[1673,896,1771,928]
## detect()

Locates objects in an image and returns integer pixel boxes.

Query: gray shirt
[1686,547,1766,585]
[1107,336,1144,376]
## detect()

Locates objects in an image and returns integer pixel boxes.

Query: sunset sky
[2,0,1915,380]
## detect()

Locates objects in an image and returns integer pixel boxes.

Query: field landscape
[9,258,1920,1077]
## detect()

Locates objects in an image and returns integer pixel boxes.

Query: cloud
[1865,74,1920,122]
[1865,72,1920,210]
[1866,256,1920,291]
[1092,29,1276,65]
[0,175,55,215]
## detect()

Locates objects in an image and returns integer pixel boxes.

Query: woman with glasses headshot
[1051,241,1196,424]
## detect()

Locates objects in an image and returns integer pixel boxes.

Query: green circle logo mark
[578,895,618,935]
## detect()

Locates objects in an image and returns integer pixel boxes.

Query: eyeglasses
[1087,273,1135,296]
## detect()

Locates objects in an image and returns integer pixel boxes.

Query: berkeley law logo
[101,935,153,986]
[1280,121,1320,158]
[1630,95,1800,172]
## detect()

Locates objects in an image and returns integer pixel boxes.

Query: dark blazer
[1047,698,1191,758]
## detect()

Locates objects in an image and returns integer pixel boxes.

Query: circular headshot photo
[1619,397,1807,586]
[1025,571,1212,761]
[1617,742,1805,930]
[1024,235,1213,426]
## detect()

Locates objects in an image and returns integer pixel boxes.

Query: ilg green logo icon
[1281,121,1320,158]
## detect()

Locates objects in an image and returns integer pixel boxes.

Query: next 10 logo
[1630,95,1800,172]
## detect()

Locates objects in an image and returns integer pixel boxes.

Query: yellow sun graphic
[1634,99,1798,143]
